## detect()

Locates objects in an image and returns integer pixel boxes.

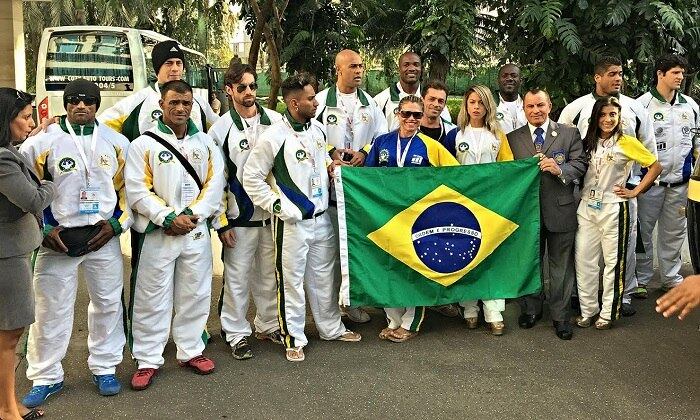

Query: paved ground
[14,263,700,419]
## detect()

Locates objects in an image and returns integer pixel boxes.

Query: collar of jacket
[156,117,199,137]
[650,86,686,104]
[284,111,311,132]
[229,102,273,131]
[59,116,97,135]
[592,91,620,100]
[325,85,370,107]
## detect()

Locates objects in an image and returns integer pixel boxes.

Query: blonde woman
[442,85,513,335]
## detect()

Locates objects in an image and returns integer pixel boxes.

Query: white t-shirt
[338,91,358,148]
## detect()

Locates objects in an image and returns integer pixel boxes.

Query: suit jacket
[0,145,55,257]
[507,120,587,232]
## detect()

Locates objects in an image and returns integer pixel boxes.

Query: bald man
[315,49,387,324]
[374,52,452,130]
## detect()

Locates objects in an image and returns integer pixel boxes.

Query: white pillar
[0,0,26,90]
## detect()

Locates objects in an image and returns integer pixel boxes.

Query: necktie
[534,127,545,152]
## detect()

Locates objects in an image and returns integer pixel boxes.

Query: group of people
[0,39,698,420]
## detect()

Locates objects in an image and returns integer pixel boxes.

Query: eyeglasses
[66,95,98,106]
[236,83,258,93]
[398,110,423,120]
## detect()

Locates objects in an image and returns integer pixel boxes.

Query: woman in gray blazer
[0,88,55,420]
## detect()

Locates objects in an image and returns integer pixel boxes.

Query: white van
[35,25,212,121]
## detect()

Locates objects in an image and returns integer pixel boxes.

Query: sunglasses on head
[398,110,423,119]
[66,95,98,106]
[236,82,258,93]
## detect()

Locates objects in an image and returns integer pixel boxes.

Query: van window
[141,36,208,89]
[44,31,135,92]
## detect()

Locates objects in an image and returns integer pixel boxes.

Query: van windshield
[44,31,135,92]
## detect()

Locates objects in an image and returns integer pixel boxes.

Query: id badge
[79,186,100,214]
[310,174,323,198]
[181,180,197,207]
[587,189,602,210]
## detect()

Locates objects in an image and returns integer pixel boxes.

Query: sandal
[22,409,45,420]
[595,317,612,330]
[285,346,305,362]
[378,327,396,340]
[387,327,418,343]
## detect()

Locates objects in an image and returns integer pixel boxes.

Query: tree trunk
[265,25,281,110]
[247,0,273,69]
[428,53,450,82]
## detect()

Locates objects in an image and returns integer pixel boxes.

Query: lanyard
[396,131,417,167]
[466,126,485,163]
[65,122,97,183]
[243,115,260,148]
[284,116,317,171]
[593,134,617,185]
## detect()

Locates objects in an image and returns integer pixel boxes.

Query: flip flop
[23,408,45,420]
[378,327,395,340]
[387,328,418,343]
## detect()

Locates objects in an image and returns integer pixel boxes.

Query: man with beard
[209,62,283,360]
[494,64,527,134]
[243,73,362,362]
[374,52,452,130]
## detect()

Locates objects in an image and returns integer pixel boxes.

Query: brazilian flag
[336,158,542,307]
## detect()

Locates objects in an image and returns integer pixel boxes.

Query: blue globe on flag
[411,202,482,273]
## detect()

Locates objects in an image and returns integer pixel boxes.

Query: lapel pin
[551,131,558,137]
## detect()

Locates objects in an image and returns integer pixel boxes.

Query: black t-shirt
[420,125,444,143]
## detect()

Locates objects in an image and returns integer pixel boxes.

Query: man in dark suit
[506,89,588,340]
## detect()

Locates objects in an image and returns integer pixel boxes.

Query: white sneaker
[341,306,371,323]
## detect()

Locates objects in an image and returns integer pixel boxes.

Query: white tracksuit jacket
[374,82,452,131]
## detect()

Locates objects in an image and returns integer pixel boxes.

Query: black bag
[58,225,102,257]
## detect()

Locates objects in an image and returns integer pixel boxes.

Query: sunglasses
[66,95,98,106]
[398,110,423,119]
[236,83,258,93]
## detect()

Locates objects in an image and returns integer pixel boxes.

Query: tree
[488,0,700,107]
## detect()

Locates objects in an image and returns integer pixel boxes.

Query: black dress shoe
[620,303,636,317]
[518,312,542,329]
[553,320,573,340]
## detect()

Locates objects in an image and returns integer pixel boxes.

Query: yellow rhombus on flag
[367,185,519,287]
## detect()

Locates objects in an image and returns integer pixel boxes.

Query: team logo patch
[327,114,338,125]
[151,110,163,121]
[98,155,112,168]
[191,148,204,162]
[57,157,77,173]
[273,201,282,214]
[681,113,689,121]
[492,143,499,153]
[654,112,664,121]
[552,149,566,165]
[655,127,664,136]
[158,150,174,163]
[458,142,469,152]
[495,112,504,121]
[410,155,423,165]
[367,185,518,286]
[379,149,389,163]
[239,139,250,150]
[193,231,204,240]
[295,149,307,161]
[361,112,369,123]
[682,126,691,137]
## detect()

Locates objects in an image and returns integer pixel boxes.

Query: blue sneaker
[93,374,121,396]
[22,382,63,408]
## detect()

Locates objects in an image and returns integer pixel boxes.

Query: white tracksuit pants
[460,299,505,323]
[636,184,687,288]
[575,201,630,321]
[129,223,212,369]
[622,197,638,305]
[273,213,347,349]
[219,224,279,346]
[26,237,125,385]
[384,307,425,332]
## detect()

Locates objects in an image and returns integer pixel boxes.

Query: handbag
[58,225,102,257]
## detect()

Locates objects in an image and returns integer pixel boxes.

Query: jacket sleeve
[124,139,177,227]
[496,132,514,162]
[557,102,579,126]
[442,128,458,157]
[188,136,225,219]
[634,106,657,156]
[242,137,281,217]
[209,131,230,231]
[108,140,133,234]
[559,129,588,183]
[0,152,55,215]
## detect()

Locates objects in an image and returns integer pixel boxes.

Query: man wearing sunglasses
[99,40,219,142]
[208,62,283,361]
[19,79,132,405]
[315,49,388,324]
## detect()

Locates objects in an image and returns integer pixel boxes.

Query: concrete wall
[0,0,26,90]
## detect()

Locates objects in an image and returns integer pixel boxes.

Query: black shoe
[553,320,573,340]
[518,312,542,329]
[232,337,253,360]
[620,303,636,317]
